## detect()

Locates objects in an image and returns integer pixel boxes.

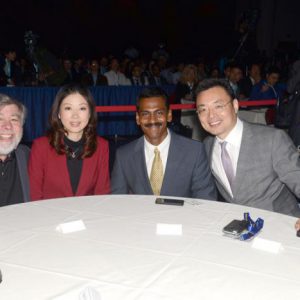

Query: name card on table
[156,223,183,236]
[251,237,283,254]
[56,220,86,234]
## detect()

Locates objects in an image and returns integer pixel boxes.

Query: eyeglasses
[196,100,232,116]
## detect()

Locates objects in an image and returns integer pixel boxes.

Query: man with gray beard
[0,94,30,206]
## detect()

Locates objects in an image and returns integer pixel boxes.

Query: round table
[0,195,299,299]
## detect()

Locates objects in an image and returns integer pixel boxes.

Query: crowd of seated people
[0,44,295,95]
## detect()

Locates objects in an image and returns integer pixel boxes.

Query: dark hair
[229,62,243,71]
[136,87,169,111]
[47,83,97,158]
[266,66,280,75]
[196,78,236,100]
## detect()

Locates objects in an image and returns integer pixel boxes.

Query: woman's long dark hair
[47,83,97,158]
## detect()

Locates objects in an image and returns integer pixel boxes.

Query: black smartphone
[222,219,248,237]
[155,198,184,206]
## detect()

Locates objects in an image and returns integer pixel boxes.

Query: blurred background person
[82,59,108,86]
[104,58,130,86]
[29,83,110,200]
[239,63,261,99]
[0,48,22,86]
[210,66,221,79]
[62,58,76,85]
[129,64,149,86]
[249,66,283,101]
[148,63,167,86]
[173,64,198,122]
[227,63,243,98]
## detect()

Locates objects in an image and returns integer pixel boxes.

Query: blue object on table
[239,212,264,241]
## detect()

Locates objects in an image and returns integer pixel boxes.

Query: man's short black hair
[136,87,169,111]
[195,78,236,100]
[266,66,280,75]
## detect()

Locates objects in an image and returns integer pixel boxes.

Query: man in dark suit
[81,59,107,86]
[0,48,22,86]
[0,94,30,206]
[148,64,167,86]
[195,78,300,216]
[239,63,261,99]
[130,65,149,86]
[111,87,217,200]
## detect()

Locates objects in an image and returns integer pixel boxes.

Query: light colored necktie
[220,141,235,188]
[150,148,164,195]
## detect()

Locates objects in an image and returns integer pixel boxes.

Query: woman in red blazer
[29,83,110,200]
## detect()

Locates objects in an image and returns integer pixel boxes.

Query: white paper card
[252,237,283,254]
[56,220,86,234]
[156,223,182,236]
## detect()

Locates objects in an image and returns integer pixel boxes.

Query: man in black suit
[148,64,167,86]
[239,63,261,99]
[81,59,107,86]
[130,65,149,86]
[0,48,22,86]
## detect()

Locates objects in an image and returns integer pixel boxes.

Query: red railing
[95,100,277,112]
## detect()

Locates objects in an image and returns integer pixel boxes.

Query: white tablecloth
[0,195,299,299]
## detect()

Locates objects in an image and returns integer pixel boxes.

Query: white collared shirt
[144,130,171,178]
[212,118,243,196]
[104,70,130,86]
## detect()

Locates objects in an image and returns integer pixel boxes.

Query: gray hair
[0,94,27,125]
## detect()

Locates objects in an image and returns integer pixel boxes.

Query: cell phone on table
[155,198,184,206]
[222,219,248,237]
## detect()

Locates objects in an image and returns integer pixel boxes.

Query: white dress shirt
[104,70,130,86]
[144,130,171,178]
[212,118,243,196]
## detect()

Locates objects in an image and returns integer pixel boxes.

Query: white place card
[156,223,183,236]
[56,220,86,234]
[251,237,283,254]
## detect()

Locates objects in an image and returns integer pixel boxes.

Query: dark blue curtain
[0,86,175,142]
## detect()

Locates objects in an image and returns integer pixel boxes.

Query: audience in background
[250,66,284,101]
[29,83,110,200]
